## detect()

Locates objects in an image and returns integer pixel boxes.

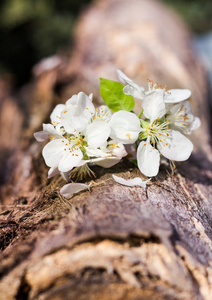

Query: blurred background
[0,0,211,88]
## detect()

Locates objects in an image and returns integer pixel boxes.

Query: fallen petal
[60,183,90,198]
[112,174,150,188]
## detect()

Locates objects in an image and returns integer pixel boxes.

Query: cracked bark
[0,0,212,299]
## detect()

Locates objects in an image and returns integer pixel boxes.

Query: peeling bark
[0,0,212,299]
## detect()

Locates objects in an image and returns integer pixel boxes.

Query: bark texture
[0,0,212,299]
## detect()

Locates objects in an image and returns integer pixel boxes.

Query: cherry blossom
[137,91,193,176]
[117,69,191,104]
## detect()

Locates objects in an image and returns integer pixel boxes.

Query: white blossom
[165,101,201,135]
[137,91,193,177]
[117,69,191,104]
[35,92,128,181]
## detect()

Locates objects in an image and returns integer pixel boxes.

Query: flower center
[61,134,88,159]
[140,119,171,147]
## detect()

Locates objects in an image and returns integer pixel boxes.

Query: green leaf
[100,78,135,112]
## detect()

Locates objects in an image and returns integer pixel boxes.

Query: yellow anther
[126,133,131,140]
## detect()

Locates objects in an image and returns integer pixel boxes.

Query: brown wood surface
[0,0,212,299]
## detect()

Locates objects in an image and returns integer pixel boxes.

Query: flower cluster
[34,70,200,198]
[114,70,200,176]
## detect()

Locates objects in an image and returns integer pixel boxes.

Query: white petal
[34,131,49,142]
[60,171,70,181]
[186,117,201,134]
[75,159,91,167]
[143,90,166,123]
[60,183,90,198]
[123,85,144,100]
[48,167,60,178]
[116,69,135,85]
[61,92,95,133]
[84,121,110,148]
[61,107,87,133]
[43,123,63,138]
[89,93,93,101]
[86,147,109,158]
[50,104,65,124]
[137,141,160,177]
[58,148,83,172]
[180,100,193,114]
[112,143,127,158]
[42,139,65,168]
[159,130,193,161]
[165,89,191,103]
[96,105,112,122]
[109,111,141,144]
[168,103,182,115]
[94,157,121,168]
[112,174,150,188]
[116,70,145,94]
[78,91,95,119]
[65,94,78,106]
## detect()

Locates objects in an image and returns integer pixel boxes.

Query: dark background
[0,0,211,87]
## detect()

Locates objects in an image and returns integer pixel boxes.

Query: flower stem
[138,109,144,119]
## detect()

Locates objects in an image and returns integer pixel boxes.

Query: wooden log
[0,0,212,299]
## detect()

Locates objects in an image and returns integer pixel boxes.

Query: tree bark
[0,0,212,299]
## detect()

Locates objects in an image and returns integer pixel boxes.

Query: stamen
[69,164,96,181]
[126,133,131,140]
